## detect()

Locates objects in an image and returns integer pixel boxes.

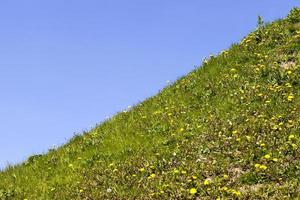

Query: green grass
[1,8,300,200]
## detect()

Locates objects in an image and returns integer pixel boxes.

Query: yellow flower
[203,179,210,185]
[285,83,292,88]
[260,143,266,147]
[148,173,156,179]
[260,165,267,170]
[139,168,145,172]
[264,154,271,159]
[79,189,84,193]
[192,175,198,180]
[232,190,242,196]
[272,158,278,162]
[289,135,295,140]
[255,164,267,170]
[287,95,294,101]
[189,188,197,195]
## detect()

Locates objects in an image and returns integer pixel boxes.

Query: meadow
[0,8,300,200]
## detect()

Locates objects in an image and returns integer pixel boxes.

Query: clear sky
[0,1,299,168]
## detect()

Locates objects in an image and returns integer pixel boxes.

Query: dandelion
[255,164,267,170]
[285,83,292,88]
[139,168,145,172]
[203,179,210,185]
[223,174,229,179]
[287,95,294,101]
[260,165,267,170]
[148,173,156,179]
[189,188,197,195]
[288,135,295,140]
[232,190,242,197]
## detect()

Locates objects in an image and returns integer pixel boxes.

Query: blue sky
[0,1,299,168]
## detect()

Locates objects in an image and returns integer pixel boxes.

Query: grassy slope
[1,8,300,200]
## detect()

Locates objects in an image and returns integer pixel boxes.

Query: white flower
[107,188,112,193]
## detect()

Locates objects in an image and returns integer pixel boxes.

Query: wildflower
[255,164,267,170]
[223,174,229,179]
[203,179,210,185]
[264,154,271,159]
[232,190,242,196]
[189,188,197,195]
[79,189,84,193]
[260,165,267,170]
[107,188,112,193]
[288,135,295,140]
[148,173,156,179]
[181,170,187,174]
[272,158,278,162]
[287,95,294,101]
[285,83,292,88]
[139,168,145,172]
[192,175,198,180]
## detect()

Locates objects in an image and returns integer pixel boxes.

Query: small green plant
[257,15,264,29]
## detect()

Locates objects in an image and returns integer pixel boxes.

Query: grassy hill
[1,8,300,200]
